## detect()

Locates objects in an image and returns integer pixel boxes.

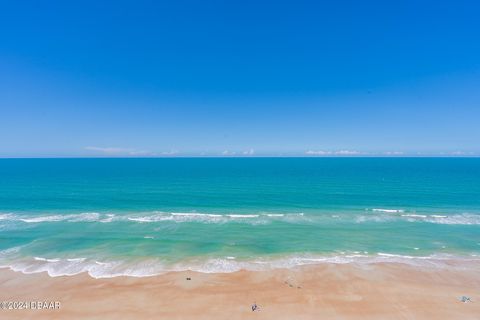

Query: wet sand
[0,263,479,319]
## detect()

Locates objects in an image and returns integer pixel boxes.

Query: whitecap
[0,213,15,220]
[227,214,259,218]
[425,214,480,225]
[171,212,221,217]
[401,214,427,218]
[100,214,116,223]
[372,208,405,213]
[20,215,66,223]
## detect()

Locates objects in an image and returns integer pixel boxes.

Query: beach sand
[0,263,479,319]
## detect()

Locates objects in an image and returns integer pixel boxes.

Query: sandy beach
[1,262,479,319]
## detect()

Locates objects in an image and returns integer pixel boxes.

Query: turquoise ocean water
[0,158,479,277]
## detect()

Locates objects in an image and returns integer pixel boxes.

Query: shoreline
[1,252,479,278]
[1,263,479,319]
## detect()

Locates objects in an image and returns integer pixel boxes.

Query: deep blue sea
[0,158,479,277]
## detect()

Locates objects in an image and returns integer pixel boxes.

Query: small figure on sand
[460,296,472,303]
[251,302,259,311]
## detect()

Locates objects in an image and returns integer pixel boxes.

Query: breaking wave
[1,250,479,278]
[361,209,480,225]
[0,210,479,226]
[0,211,309,225]
[372,208,405,213]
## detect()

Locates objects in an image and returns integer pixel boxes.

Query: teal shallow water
[0,158,479,277]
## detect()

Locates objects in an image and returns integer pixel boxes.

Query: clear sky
[1,0,479,157]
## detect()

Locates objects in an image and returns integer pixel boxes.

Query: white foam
[0,210,322,226]
[358,212,480,225]
[16,212,102,223]
[0,246,22,257]
[0,213,15,220]
[21,215,66,223]
[1,211,479,226]
[180,253,480,273]
[402,214,427,218]
[127,217,161,222]
[2,253,479,278]
[68,212,100,222]
[226,214,259,218]
[100,214,116,223]
[372,208,405,213]
[424,214,480,225]
[67,258,86,262]
[34,257,60,262]
[355,215,397,223]
[171,212,221,217]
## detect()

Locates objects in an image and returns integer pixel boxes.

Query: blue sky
[1,0,479,157]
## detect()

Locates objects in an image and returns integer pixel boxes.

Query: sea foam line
[0,211,479,225]
[361,212,480,225]
[372,208,405,213]
[1,253,479,278]
[0,211,308,225]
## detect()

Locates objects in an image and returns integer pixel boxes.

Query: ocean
[0,158,479,277]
